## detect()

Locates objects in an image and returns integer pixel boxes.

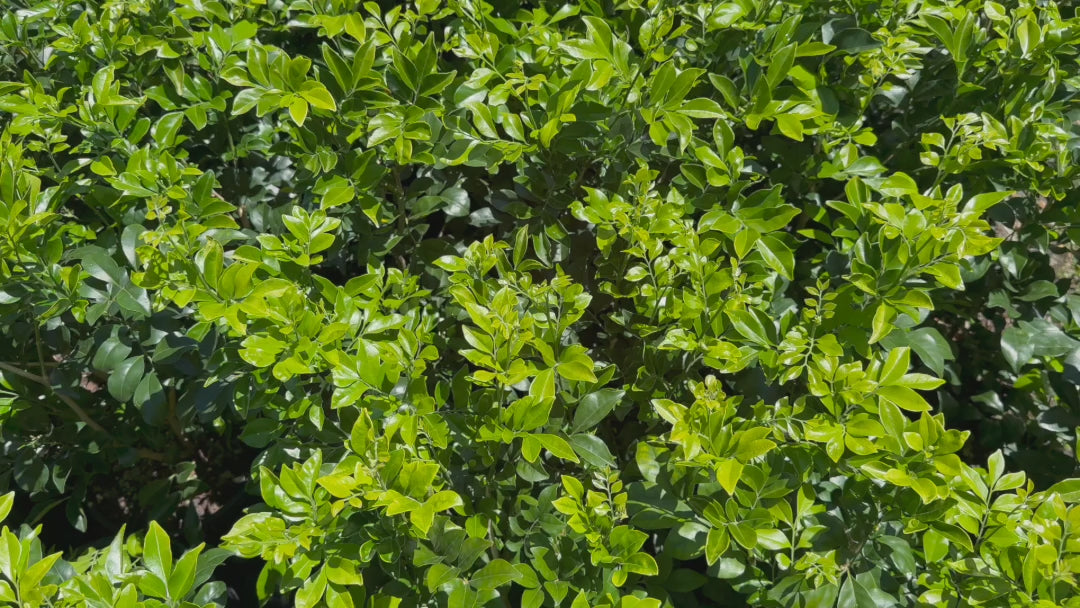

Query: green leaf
[194,239,223,289]
[879,347,911,385]
[877,536,916,573]
[881,327,953,375]
[530,368,557,404]
[870,303,894,344]
[558,346,597,383]
[1001,326,1034,373]
[91,158,116,176]
[877,385,931,412]
[0,492,12,524]
[78,246,125,284]
[561,475,585,500]
[680,98,725,118]
[21,552,62,591]
[232,88,261,115]
[144,521,173,586]
[709,557,745,579]
[964,190,1014,213]
[572,388,623,432]
[343,14,366,42]
[426,490,463,513]
[239,335,286,368]
[411,503,435,534]
[134,372,165,424]
[931,522,973,552]
[1046,479,1080,503]
[716,459,743,495]
[523,589,544,608]
[295,569,328,608]
[728,309,771,346]
[837,577,876,608]
[877,172,919,197]
[622,552,658,576]
[240,418,281,448]
[765,43,796,89]
[167,544,204,600]
[756,235,794,280]
[427,563,459,592]
[448,583,482,608]
[832,28,881,54]
[796,41,836,56]
[705,528,729,565]
[895,373,945,390]
[93,335,133,372]
[534,434,579,463]
[470,559,519,590]
[508,395,552,432]
[107,357,146,403]
[321,183,356,209]
[152,112,185,147]
[193,549,231,590]
[300,82,337,110]
[289,98,309,126]
[569,433,616,468]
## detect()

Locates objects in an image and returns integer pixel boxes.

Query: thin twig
[136,448,168,462]
[0,360,58,367]
[0,361,107,433]
[0,361,46,383]
[33,324,47,381]
[54,391,107,433]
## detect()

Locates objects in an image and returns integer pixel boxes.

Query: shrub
[2,0,1080,606]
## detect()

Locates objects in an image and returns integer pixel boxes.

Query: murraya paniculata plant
[2,0,1080,606]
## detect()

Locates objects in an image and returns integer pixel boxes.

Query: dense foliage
[2,0,1080,606]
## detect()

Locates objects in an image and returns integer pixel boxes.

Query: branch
[54,391,108,434]
[0,360,58,367]
[0,361,46,384]
[0,361,107,433]
[136,448,168,462]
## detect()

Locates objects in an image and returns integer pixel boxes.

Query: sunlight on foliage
[1,0,1080,607]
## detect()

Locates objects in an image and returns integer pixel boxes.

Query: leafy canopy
[1,0,1080,607]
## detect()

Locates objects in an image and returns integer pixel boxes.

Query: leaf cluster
[1,0,1080,607]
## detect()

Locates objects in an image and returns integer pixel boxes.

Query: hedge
[2,0,1080,607]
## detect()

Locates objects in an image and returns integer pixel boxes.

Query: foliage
[1,0,1080,606]
[0,492,229,607]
